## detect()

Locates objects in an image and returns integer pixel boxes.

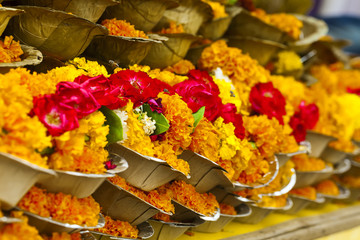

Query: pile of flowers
[291,154,326,172]
[257,194,288,208]
[101,19,148,38]
[289,186,317,200]
[315,180,339,196]
[17,186,100,226]
[108,176,175,214]
[219,203,237,215]
[202,0,228,19]
[94,215,138,239]
[157,21,185,34]
[163,180,219,216]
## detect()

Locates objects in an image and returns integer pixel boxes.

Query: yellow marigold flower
[214,117,241,160]
[158,21,185,34]
[329,139,356,153]
[257,194,288,208]
[198,40,270,113]
[95,215,138,238]
[202,0,228,19]
[0,211,43,240]
[315,179,339,196]
[102,18,148,38]
[160,92,194,154]
[275,51,303,74]
[190,118,220,163]
[251,9,303,39]
[0,36,23,63]
[122,102,155,157]
[290,186,317,200]
[153,141,190,176]
[66,57,109,78]
[164,60,195,75]
[213,77,241,112]
[291,154,326,171]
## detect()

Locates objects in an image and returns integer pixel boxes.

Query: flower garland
[101,19,148,38]
[0,36,23,63]
[94,215,138,238]
[164,180,219,216]
[289,186,317,200]
[108,176,175,214]
[17,186,100,226]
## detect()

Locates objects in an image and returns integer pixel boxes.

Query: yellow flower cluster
[164,60,195,75]
[257,194,288,208]
[198,40,270,113]
[251,9,303,39]
[213,77,241,112]
[49,111,109,174]
[0,36,23,63]
[244,115,298,158]
[274,51,303,74]
[201,0,228,19]
[328,139,357,153]
[0,69,51,168]
[291,154,326,171]
[236,150,270,184]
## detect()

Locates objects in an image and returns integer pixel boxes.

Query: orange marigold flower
[164,180,219,216]
[257,194,288,208]
[164,60,195,75]
[158,21,184,34]
[0,211,43,240]
[290,186,317,200]
[328,139,356,153]
[0,36,23,63]
[102,19,148,38]
[42,232,82,240]
[190,118,221,163]
[315,180,339,196]
[17,186,100,226]
[202,0,228,19]
[108,176,175,213]
[94,215,138,238]
[159,92,194,155]
[340,175,360,188]
[291,154,326,171]
[219,203,237,215]
[152,212,173,222]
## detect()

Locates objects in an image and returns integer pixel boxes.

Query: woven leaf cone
[198,5,241,40]
[101,0,179,32]
[0,7,24,36]
[141,33,198,69]
[84,34,163,67]
[7,6,108,61]
[154,0,213,35]
[19,0,117,23]
[226,7,291,43]
[227,36,286,66]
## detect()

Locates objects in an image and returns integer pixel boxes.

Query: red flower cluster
[249,82,286,124]
[33,82,100,136]
[347,87,360,96]
[221,103,245,139]
[289,101,319,142]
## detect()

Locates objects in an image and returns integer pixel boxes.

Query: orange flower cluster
[17,186,100,226]
[102,19,148,38]
[257,194,288,208]
[42,233,81,240]
[328,139,356,153]
[289,186,317,200]
[244,115,298,158]
[158,21,185,34]
[164,60,195,75]
[95,215,138,238]
[152,212,172,222]
[315,180,339,196]
[235,151,270,184]
[159,92,194,154]
[251,9,303,39]
[0,211,43,240]
[219,203,237,215]
[108,176,175,213]
[164,180,219,216]
[190,118,221,163]
[198,40,270,113]
[340,176,360,188]
[291,154,326,171]
[0,36,23,63]
[201,0,228,19]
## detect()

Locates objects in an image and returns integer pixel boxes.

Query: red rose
[75,75,125,109]
[188,69,220,95]
[55,81,100,118]
[249,82,286,124]
[221,103,245,139]
[33,94,79,136]
[174,79,222,121]
[289,101,319,142]
[347,87,360,96]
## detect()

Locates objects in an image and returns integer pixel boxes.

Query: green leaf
[100,106,123,144]
[249,141,257,149]
[142,104,170,135]
[38,147,55,156]
[192,106,205,128]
